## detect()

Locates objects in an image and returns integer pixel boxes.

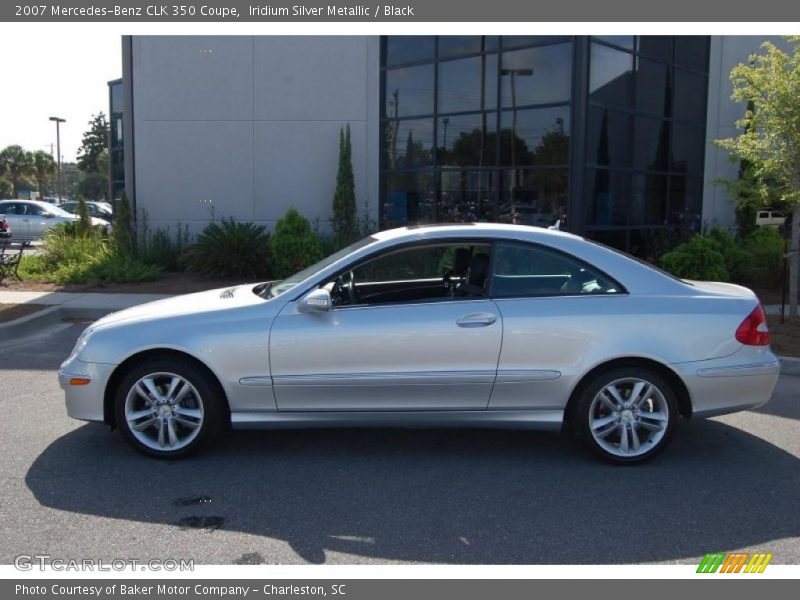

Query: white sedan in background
[0,199,110,242]
[59,224,780,463]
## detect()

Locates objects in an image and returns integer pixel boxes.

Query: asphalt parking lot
[1,323,798,565]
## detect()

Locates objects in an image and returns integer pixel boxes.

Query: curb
[0,305,112,342]
[779,356,800,377]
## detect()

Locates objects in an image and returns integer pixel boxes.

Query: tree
[31,150,55,201]
[332,124,357,245]
[114,191,134,255]
[715,37,800,316]
[76,113,109,173]
[75,195,93,236]
[77,172,108,201]
[0,145,33,198]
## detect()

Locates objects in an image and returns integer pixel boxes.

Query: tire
[113,356,227,458]
[569,366,678,464]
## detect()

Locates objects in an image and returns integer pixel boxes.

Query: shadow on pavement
[25,418,800,564]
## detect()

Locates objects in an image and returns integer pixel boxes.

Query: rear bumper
[672,348,780,418]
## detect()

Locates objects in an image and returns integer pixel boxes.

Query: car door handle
[456,313,498,328]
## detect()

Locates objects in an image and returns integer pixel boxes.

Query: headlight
[66,326,94,362]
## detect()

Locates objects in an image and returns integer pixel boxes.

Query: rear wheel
[570,367,678,464]
[113,357,226,458]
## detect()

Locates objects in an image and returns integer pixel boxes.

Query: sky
[0,32,121,163]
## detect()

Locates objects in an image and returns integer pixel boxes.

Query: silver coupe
[59,224,780,463]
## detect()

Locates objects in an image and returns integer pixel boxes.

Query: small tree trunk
[791,202,800,318]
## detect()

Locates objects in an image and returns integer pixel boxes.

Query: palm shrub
[660,235,729,281]
[741,226,784,288]
[270,208,323,278]
[181,219,272,279]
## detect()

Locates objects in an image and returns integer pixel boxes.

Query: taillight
[735,304,770,346]
[0,221,7,231]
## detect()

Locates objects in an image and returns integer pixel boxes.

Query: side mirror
[298,288,331,313]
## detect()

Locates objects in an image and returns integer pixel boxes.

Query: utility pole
[49,116,66,202]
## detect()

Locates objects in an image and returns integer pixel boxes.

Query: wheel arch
[103,348,230,428]
[564,356,692,426]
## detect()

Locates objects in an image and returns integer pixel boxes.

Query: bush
[181,219,272,279]
[19,223,161,285]
[270,208,324,278]
[139,224,191,271]
[660,235,729,281]
[741,226,784,289]
[705,226,748,282]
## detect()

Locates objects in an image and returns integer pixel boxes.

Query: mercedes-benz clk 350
[59,224,780,463]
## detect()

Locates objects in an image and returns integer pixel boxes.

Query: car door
[23,203,51,239]
[487,240,626,411]
[269,241,503,411]
[0,203,30,240]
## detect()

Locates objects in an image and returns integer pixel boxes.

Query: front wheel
[113,357,226,458]
[570,367,678,464]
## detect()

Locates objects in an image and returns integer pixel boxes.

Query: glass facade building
[108,78,125,207]
[380,36,710,254]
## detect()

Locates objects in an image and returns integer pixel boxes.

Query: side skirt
[230,409,564,431]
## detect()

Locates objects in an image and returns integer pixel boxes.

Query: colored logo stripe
[697,552,773,573]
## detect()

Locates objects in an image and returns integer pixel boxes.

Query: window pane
[674,36,709,72]
[498,169,567,227]
[500,107,570,168]
[438,55,498,114]
[492,241,622,296]
[587,107,632,168]
[385,36,435,66]
[586,229,627,252]
[438,113,496,167]
[673,68,708,124]
[590,43,634,109]
[382,171,436,227]
[634,116,670,172]
[585,168,630,226]
[637,36,673,62]
[630,173,667,225]
[671,124,706,175]
[385,64,434,118]
[636,58,671,117]
[501,44,572,107]
[438,36,497,58]
[355,243,490,283]
[502,36,568,50]
[383,118,434,169]
[595,36,634,50]
[668,176,703,232]
[440,169,495,222]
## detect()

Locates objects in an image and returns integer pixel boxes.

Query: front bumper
[672,348,781,418]
[58,356,116,422]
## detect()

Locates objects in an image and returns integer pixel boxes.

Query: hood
[91,284,265,330]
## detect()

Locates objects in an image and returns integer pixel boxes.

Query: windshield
[259,236,378,299]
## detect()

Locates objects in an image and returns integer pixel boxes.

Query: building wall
[703,36,791,231]
[130,35,380,234]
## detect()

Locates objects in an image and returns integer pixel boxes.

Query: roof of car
[372,222,579,242]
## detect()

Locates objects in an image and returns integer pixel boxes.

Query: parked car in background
[756,208,786,229]
[59,224,779,464]
[59,200,114,222]
[0,216,11,240]
[0,200,111,242]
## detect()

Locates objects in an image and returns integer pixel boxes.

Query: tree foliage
[31,150,55,200]
[715,37,800,314]
[77,113,110,174]
[0,145,33,197]
[332,124,357,245]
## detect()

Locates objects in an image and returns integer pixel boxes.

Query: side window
[491,241,623,297]
[1,203,20,215]
[25,204,44,216]
[325,242,492,307]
